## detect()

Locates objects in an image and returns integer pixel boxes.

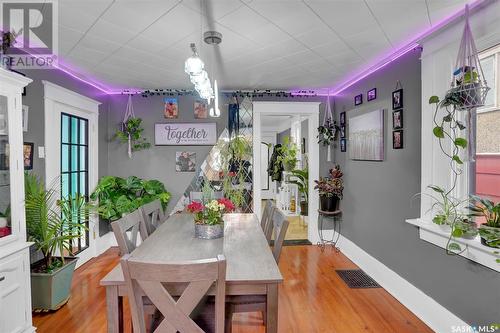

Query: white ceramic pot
[0,217,8,228]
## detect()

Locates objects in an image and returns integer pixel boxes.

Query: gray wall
[276,128,291,145]
[328,49,498,325]
[106,94,227,213]
[20,68,109,181]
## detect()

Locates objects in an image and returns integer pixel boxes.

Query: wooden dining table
[100,213,283,333]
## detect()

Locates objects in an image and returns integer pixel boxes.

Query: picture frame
[354,94,363,106]
[164,97,179,119]
[340,111,346,125]
[340,125,346,138]
[392,109,403,130]
[175,151,196,172]
[392,89,403,110]
[22,105,29,132]
[367,88,377,101]
[194,100,208,119]
[23,142,34,170]
[340,139,346,152]
[348,109,384,161]
[393,130,403,149]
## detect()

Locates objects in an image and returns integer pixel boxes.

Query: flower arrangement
[187,198,235,225]
[314,165,344,199]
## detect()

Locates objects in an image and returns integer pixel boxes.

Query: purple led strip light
[25,0,488,96]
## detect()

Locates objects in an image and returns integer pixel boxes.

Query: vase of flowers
[314,165,344,212]
[187,198,235,239]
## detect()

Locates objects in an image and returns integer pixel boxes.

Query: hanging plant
[114,117,150,152]
[317,119,339,146]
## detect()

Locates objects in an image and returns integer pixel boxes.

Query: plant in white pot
[25,173,89,310]
[469,196,500,249]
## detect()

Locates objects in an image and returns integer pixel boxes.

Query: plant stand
[317,209,342,252]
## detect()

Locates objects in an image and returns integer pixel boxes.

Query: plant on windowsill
[113,117,151,154]
[90,175,171,222]
[276,136,298,172]
[25,172,89,310]
[186,198,234,239]
[288,168,308,216]
[314,165,343,212]
[468,196,500,249]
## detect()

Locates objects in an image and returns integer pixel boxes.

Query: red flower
[218,198,235,212]
[228,171,237,177]
[187,201,204,213]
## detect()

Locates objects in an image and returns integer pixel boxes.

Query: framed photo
[393,130,403,149]
[194,100,208,119]
[164,98,178,119]
[340,139,347,152]
[340,125,346,138]
[392,109,403,129]
[22,105,29,132]
[175,151,196,172]
[340,111,346,125]
[367,88,377,101]
[354,94,363,106]
[23,142,34,170]
[392,89,403,110]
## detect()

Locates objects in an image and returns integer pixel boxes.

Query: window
[61,113,89,254]
[475,45,500,202]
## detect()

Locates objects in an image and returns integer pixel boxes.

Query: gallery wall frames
[155,123,217,146]
[367,88,377,101]
[392,109,403,130]
[176,151,196,172]
[393,130,403,149]
[392,89,403,110]
[354,94,363,106]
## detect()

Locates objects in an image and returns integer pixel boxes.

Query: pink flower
[187,201,204,213]
[218,198,235,212]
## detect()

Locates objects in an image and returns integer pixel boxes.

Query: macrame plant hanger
[322,93,334,162]
[122,95,135,159]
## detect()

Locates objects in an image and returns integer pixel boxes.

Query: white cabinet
[0,67,34,333]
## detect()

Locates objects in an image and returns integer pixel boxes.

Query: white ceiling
[50,0,472,91]
[262,115,292,131]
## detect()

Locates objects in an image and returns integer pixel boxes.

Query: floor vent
[335,269,380,289]
[269,239,312,246]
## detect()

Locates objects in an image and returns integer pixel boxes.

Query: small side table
[317,210,342,251]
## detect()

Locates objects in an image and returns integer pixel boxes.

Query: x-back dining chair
[121,254,227,333]
[260,200,275,243]
[225,208,289,331]
[140,199,166,236]
[111,209,149,255]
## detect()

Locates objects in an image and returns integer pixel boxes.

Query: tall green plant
[90,175,171,221]
[25,173,88,272]
[288,169,308,202]
[276,136,298,171]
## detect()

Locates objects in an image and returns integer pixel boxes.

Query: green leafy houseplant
[317,119,340,146]
[469,196,500,248]
[114,117,151,152]
[276,136,298,172]
[25,173,88,272]
[90,175,171,222]
[288,168,308,215]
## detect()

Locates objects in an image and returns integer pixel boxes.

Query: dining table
[100,213,283,333]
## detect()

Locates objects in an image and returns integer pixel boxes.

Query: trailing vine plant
[114,117,151,153]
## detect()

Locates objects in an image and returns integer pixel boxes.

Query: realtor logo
[0,0,58,69]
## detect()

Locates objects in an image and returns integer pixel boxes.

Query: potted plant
[90,175,171,222]
[288,169,308,216]
[317,119,339,146]
[186,198,234,239]
[314,165,343,212]
[450,66,483,108]
[114,117,151,155]
[276,136,298,172]
[469,196,500,248]
[25,173,89,310]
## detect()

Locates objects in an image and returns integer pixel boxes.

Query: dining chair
[260,200,275,238]
[110,209,149,255]
[213,191,224,199]
[190,191,204,203]
[140,199,166,236]
[121,254,227,333]
[225,209,289,331]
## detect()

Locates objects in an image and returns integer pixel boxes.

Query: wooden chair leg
[225,304,234,333]
[261,310,266,324]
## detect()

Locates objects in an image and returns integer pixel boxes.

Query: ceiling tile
[59,0,114,32]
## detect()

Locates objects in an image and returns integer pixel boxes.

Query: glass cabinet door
[0,94,12,240]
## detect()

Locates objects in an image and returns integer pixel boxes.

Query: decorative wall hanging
[354,94,363,106]
[392,82,403,110]
[349,109,384,161]
[155,122,217,146]
[340,112,346,125]
[392,110,403,129]
[340,125,346,139]
[392,130,403,149]
[23,142,34,170]
[340,139,346,152]
[367,88,377,101]
[317,94,339,162]
[114,95,151,158]
[194,100,208,119]
[164,97,179,119]
[176,152,196,172]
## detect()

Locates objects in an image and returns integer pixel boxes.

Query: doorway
[253,102,320,244]
[43,81,100,268]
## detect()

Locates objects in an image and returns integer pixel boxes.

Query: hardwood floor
[33,246,433,333]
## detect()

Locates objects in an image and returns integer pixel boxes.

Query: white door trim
[43,81,100,268]
[252,102,320,243]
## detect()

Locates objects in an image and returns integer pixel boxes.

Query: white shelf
[406,218,500,272]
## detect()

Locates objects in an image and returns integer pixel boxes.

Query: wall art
[340,138,346,152]
[392,109,403,129]
[354,94,363,106]
[367,88,377,101]
[155,122,217,146]
[348,109,384,161]
[176,151,196,172]
[393,130,403,149]
[392,89,403,110]
[340,111,346,125]
[194,100,208,119]
[164,97,178,119]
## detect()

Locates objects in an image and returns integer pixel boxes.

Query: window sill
[406,218,500,272]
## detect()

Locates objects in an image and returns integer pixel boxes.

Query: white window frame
[477,46,500,114]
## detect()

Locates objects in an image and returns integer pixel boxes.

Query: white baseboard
[96,232,117,256]
[337,234,468,332]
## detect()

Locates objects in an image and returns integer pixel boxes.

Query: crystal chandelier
[185,43,214,103]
